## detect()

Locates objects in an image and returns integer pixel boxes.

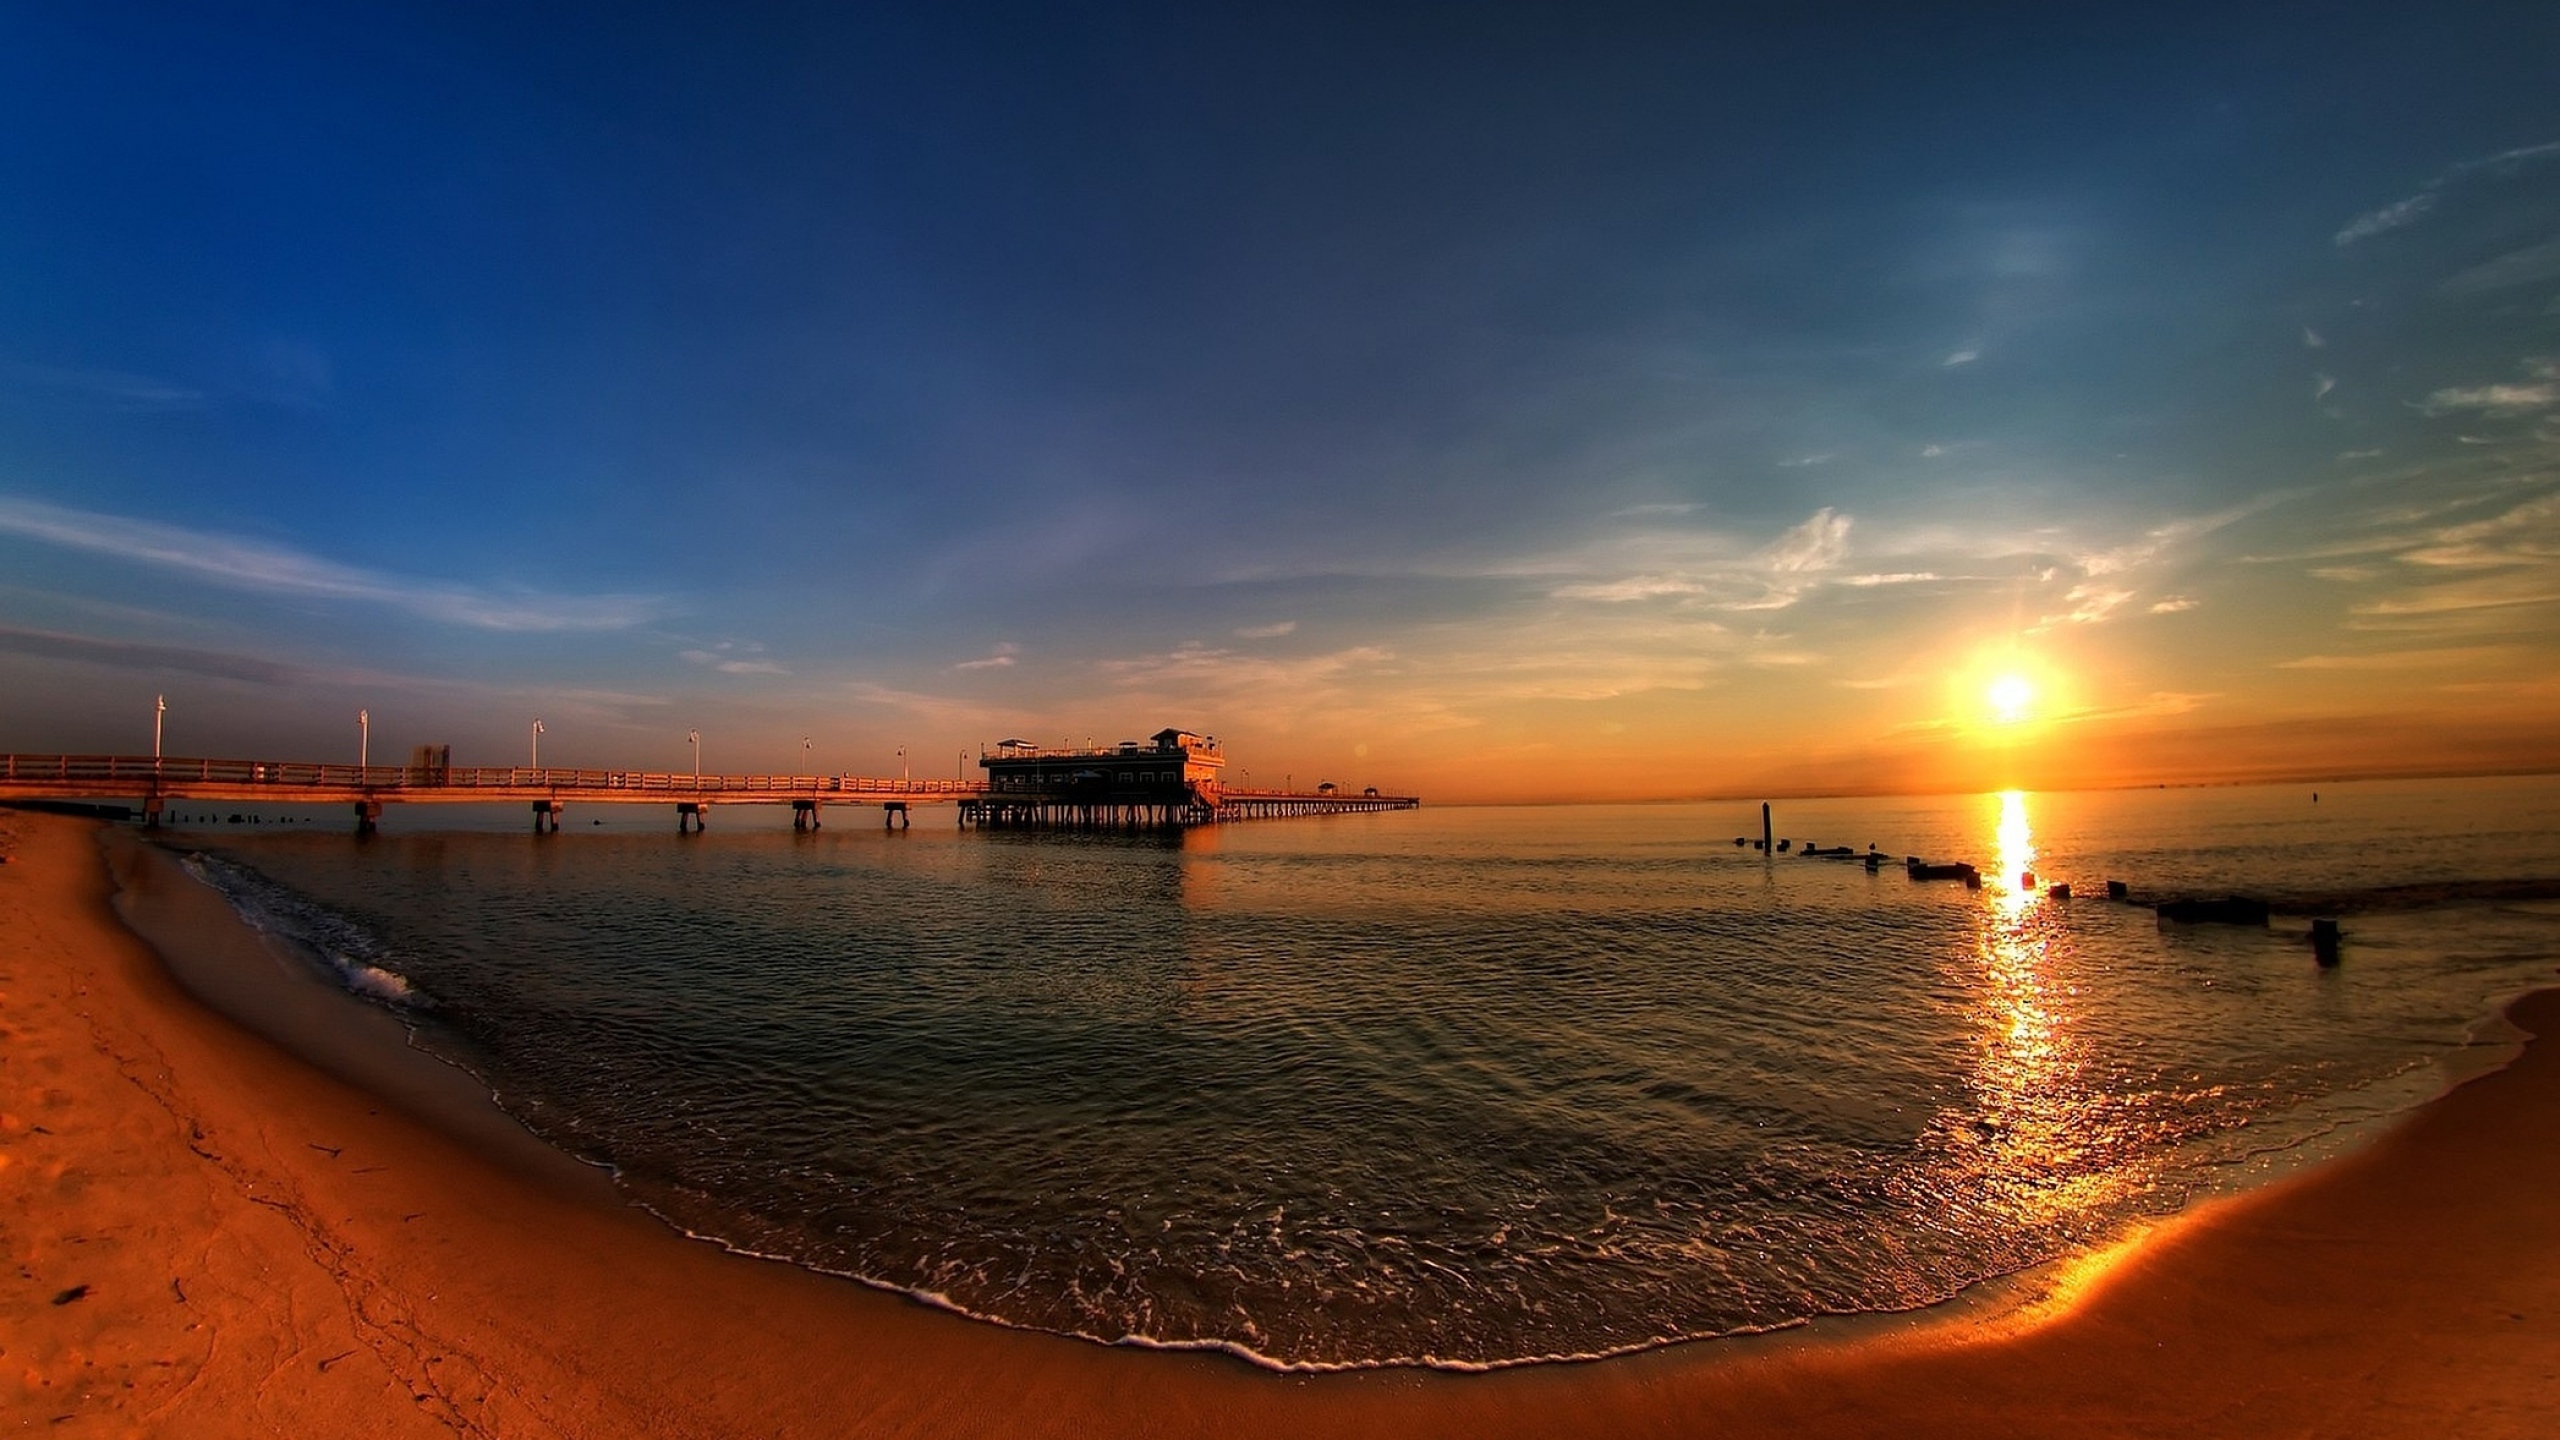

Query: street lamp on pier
[532,718,544,770]
[359,709,370,770]
[897,745,908,783]
[802,735,811,777]
[689,729,701,784]
[153,694,165,763]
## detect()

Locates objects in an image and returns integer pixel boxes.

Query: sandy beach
[7,806,2559,1438]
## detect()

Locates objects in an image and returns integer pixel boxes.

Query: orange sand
[6,808,2558,1437]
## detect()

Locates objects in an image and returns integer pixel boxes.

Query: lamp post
[153,694,165,763]
[689,729,701,785]
[532,718,544,770]
[359,709,369,770]
[802,735,811,777]
[958,749,966,782]
[897,745,908,783]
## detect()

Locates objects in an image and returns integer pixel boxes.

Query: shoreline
[10,808,2560,1436]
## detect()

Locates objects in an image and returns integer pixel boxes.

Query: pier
[0,729,1418,833]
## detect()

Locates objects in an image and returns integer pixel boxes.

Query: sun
[1986,673,2036,724]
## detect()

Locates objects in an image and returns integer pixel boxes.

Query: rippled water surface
[177,778,2560,1367]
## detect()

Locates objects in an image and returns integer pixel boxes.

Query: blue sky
[4,3,2557,798]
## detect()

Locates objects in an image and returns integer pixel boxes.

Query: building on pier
[968,728,1225,829]
[961,727,1422,830]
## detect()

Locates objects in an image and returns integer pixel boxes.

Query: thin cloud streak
[2334,138,2560,245]
[0,495,669,632]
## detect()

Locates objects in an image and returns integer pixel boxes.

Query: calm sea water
[169,778,2560,1369]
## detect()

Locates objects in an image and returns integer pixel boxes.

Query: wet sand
[6,807,2558,1437]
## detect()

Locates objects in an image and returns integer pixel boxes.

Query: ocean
[154,776,2560,1370]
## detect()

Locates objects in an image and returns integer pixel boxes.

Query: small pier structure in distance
[960,728,1420,830]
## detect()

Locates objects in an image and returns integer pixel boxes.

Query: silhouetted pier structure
[0,727,1418,833]
[959,730,1418,830]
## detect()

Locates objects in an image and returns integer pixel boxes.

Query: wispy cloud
[1942,347,1980,367]
[2278,646,2514,671]
[2031,496,2300,630]
[2335,139,2560,246]
[1551,575,1710,602]
[680,643,789,676]
[0,623,315,685]
[2417,358,2559,417]
[1233,621,1298,638]
[1766,508,1851,573]
[1544,508,1855,611]
[2063,584,2134,623]
[1839,571,1940,586]
[0,622,673,721]
[0,495,669,632]
[2335,194,2437,246]
[0,359,207,410]
[2149,595,2199,613]
[2441,238,2560,297]
[955,641,1020,670]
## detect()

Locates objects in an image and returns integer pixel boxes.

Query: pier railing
[0,755,1421,831]
[0,753,985,797]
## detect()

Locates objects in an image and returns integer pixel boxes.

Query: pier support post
[884,802,909,829]
[677,802,704,833]
[533,800,561,833]
[792,799,822,831]
[353,799,382,837]
[143,795,165,829]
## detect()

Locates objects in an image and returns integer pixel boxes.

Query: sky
[3,2,2557,803]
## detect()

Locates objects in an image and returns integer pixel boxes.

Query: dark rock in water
[2106,880,2129,900]
[1776,839,1792,853]
[2312,917,2343,966]
[2156,896,2271,926]
[1906,859,1977,882]
[2048,883,2072,900]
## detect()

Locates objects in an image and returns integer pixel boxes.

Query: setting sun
[1987,674,2036,724]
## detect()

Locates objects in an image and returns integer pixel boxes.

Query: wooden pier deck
[0,754,1419,831]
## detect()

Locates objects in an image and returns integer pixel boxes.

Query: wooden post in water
[1761,802,1772,854]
